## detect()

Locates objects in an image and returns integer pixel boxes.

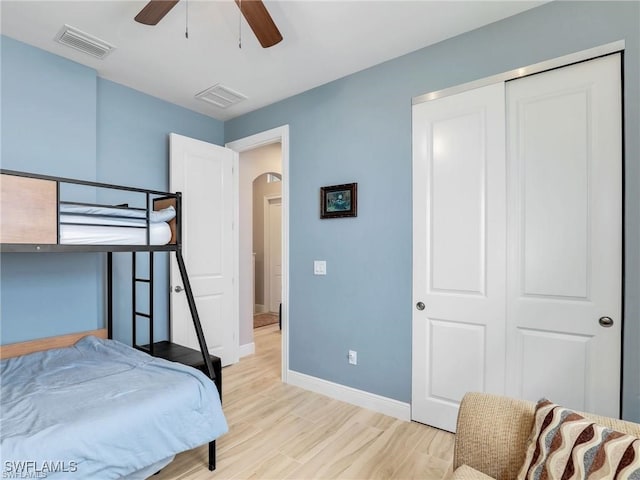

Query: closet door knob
[599,316,613,327]
[174,286,184,293]
[416,302,425,311]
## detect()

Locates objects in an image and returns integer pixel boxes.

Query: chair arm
[453,392,535,480]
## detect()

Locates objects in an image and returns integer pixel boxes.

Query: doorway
[252,173,282,329]
[226,125,290,382]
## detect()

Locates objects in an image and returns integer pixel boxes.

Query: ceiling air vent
[195,84,247,109]
[55,25,115,59]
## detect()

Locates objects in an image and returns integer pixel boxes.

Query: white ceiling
[1,1,545,121]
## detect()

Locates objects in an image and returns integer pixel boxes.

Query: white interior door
[170,133,239,366]
[266,196,282,313]
[412,83,507,432]
[505,54,622,416]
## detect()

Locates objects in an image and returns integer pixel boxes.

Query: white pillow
[151,205,176,222]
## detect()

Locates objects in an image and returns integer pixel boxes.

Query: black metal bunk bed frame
[0,169,220,471]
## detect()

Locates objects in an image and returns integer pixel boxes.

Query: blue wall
[0,36,224,346]
[96,79,223,345]
[1,37,97,178]
[1,36,102,342]
[225,1,640,420]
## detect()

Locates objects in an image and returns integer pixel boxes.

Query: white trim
[239,342,255,358]
[254,304,267,314]
[287,370,411,421]
[232,151,240,364]
[226,125,290,384]
[413,40,625,105]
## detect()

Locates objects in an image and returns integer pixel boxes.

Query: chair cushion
[517,399,640,479]
[452,464,496,479]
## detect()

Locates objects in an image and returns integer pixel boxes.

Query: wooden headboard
[0,328,108,359]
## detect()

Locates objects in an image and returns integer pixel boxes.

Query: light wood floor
[155,324,455,479]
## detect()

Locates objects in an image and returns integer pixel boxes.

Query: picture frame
[320,183,357,219]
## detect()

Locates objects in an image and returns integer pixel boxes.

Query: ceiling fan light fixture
[55,25,115,59]
[195,84,248,109]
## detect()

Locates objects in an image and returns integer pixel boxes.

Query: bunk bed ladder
[107,253,113,339]
[132,251,154,355]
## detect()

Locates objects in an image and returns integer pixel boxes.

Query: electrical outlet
[314,260,327,275]
[348,350,357,365]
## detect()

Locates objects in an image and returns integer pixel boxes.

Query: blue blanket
[0,336,227,479]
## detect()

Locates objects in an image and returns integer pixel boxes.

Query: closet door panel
[429,320,486,402]
[412,82,506,432]
[431,112,485,295]
[518,328,589,410]
[506,54,622,417]
[520,91,589,298]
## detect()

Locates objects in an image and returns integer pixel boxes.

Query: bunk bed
[0,169,226,478]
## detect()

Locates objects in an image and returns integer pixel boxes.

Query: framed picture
[320,183,357,219]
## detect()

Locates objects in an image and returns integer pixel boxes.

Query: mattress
[59,205,174,245]
[0,336,228,479]
[60,217,172,245]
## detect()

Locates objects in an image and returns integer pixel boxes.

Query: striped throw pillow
[517,399,640,480]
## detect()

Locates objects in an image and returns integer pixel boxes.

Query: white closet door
[505,54,622,416]
[412,83,506,432]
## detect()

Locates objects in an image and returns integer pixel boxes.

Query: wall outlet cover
[348,350,357,365]
[314,260,327,275]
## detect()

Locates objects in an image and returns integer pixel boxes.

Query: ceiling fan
[134,0,283,48]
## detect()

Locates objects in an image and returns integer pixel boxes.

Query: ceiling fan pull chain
[238,0,242,48]
[185,0,189,39]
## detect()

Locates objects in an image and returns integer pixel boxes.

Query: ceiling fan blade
[135,0,180,25]
[235,0,283,48]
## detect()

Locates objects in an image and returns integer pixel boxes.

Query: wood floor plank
[392,452,452,480]
[215,421,263,455]
[241,453,302,480]
[348,407,400,430]
[339,419,438,479]
[284,422,384,479]
[413,427,456,461]
[154,324,455,479]
[278,402,362,464]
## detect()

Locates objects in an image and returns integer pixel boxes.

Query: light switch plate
[314,260,326,275]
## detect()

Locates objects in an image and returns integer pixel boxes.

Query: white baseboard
[254,304,267,314]
[239,342,255,358]
[286,370,411,421]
